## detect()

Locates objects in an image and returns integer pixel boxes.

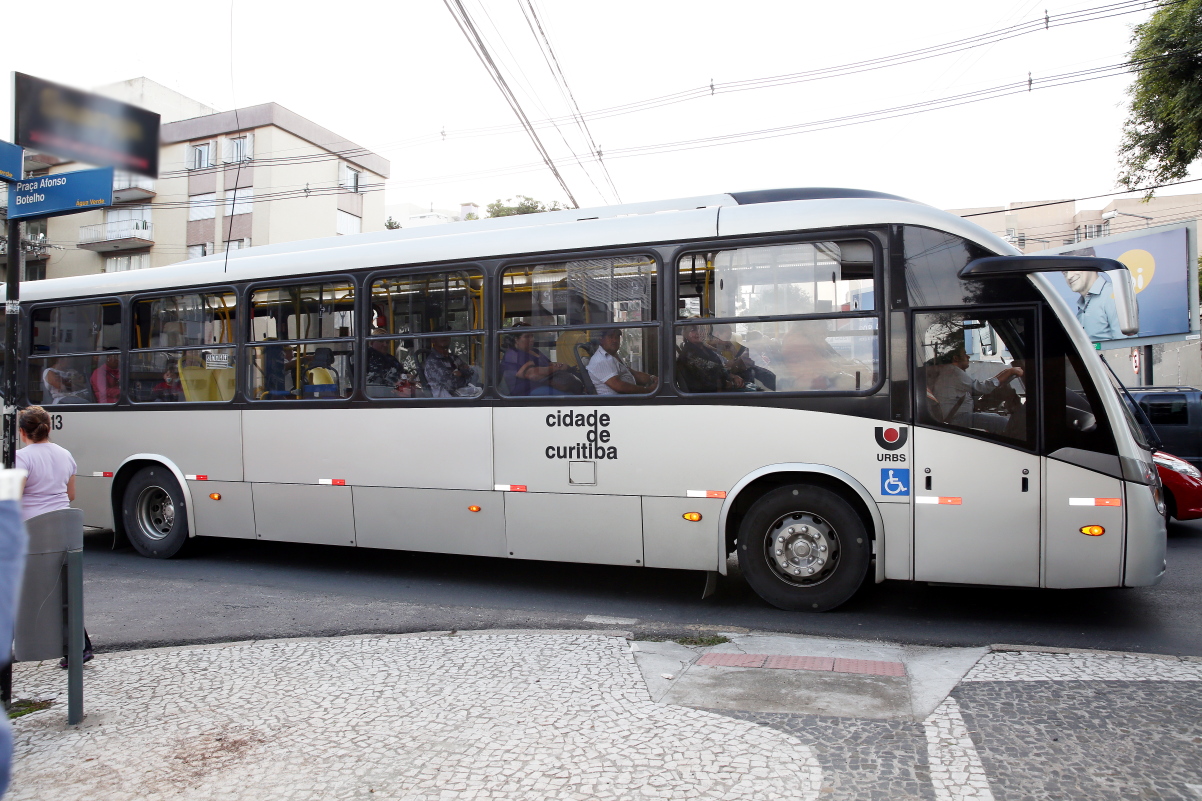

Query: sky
[1,0,1195,215]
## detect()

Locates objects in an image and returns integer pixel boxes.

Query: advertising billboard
[1039,224,1195,346]
[13,72,160,178]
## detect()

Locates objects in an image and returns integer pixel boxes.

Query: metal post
[0,215,20,710]
[3,216,21,471]
[65,548,83,724]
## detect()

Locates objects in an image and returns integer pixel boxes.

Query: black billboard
[13,72,160,178]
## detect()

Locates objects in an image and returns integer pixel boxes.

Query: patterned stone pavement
[8,633,1202,799]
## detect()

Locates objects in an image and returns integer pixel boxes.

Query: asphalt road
[80,518,1202,656]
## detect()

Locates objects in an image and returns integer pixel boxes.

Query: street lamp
[1102,209,1154,226]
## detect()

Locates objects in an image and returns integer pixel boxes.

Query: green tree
[1117,0,1202,196]
[486,195,563,217]
[384,216,401,229]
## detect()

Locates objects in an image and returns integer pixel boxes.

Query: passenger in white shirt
[586,329,658,395]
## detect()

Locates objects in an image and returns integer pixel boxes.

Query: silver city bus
[4,188,1167,611]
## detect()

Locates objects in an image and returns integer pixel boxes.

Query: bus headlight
[1151,485,1166,516]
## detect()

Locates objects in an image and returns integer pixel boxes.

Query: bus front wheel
[122,466,189,558]
[738,485,870,612]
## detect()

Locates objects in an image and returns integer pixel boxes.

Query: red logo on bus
[874,426,908,451]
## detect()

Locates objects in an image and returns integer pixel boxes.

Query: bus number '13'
[51,415,63,431]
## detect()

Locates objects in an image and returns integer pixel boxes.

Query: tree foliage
[486,195,563,217]
[384,216,401,229]
[1118,0,1202,196]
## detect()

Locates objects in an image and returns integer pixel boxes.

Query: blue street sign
[6,167,113,219]
[0,140,21,182]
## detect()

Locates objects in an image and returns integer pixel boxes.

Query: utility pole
[3,198,22,470]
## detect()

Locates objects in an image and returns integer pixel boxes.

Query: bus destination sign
[6,167,113,220]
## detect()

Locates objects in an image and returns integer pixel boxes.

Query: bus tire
[122,466,189,559]
[738,484,870,612]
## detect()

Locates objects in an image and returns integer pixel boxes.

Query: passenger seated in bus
[366,330,410,398]
[262,342,302,398]
[929,346,1023,434]
[586,328,657,395]
[42,356,88,404]
[776,323,857,391]
[91,349,121,403]
[676,323,744,392]
[501,323,574,396]
[152,360,182,402]
[707,324,756,386]
[740,330,778,390]
[421,336,479,398]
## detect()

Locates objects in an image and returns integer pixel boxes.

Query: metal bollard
[14,508,85,724]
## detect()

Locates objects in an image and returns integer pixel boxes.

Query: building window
[224,133,254,164]
[189,193,217,221]
[340,163,361,193]
[105,253,150,273]
[224,238,251,251]
[336,210,362,236]
[223,188,254,217]
[190,142,212,170]
[187,244,210,260]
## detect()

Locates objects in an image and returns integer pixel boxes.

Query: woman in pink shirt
[15,406,92,667]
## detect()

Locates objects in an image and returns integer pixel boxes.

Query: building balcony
[112,173,156,203]
[78,220,154,251]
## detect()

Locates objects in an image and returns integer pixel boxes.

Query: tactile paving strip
[698,652,906,677]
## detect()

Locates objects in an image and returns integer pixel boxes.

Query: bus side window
[248,282,355,401]
[129,292,237,403]
[914,311,1035,449]
[674,242,878,394]
[367,269,485,400]
[498,256,658,398]
[28,302,122,405]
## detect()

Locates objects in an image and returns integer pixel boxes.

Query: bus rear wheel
[122,466,189,559]
[738,485,870,612]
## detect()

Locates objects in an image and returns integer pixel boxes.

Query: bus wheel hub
[770,513,835,582]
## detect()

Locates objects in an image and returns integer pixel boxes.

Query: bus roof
[6,188,1015,302]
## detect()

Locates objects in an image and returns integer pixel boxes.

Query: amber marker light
[468,505,482,513]
[209,493,222,501]
[683,512,702,522]
[1080,525,1105,536]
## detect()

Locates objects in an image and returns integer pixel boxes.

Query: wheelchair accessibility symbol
[881,468,910,496]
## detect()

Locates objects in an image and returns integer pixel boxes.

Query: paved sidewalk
[8,630,1202,799]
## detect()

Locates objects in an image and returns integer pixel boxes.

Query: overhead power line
[442,0,580,207]
[383,55,1163,190]
[155,0,1170,183]
[519,0,621,203]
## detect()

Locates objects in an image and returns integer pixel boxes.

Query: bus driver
[930,346,1023,434]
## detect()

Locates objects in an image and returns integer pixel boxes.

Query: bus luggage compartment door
[504,492,643,566]
[913,428,1040,586]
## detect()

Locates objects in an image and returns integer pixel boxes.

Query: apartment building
[4,78,389,281]
[948,193,1202,253]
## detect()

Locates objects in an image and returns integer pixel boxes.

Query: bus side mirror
[1107,267,1140,336]
[960,255,1140,337]
[1068,408,1097,433]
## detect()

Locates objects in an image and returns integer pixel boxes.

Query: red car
[1153,450,1202,521]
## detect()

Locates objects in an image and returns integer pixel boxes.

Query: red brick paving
[696,652,905,677]
[762,655,836,671]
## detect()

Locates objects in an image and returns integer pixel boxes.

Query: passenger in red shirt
[91,351,120,403]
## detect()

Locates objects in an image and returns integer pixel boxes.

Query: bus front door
[911,309,1041,587]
